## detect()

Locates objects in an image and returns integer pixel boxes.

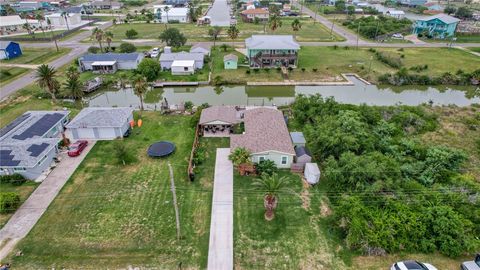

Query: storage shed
[0,41,22,60]
[304,163,320,185]
[171,60,195,75]
[223,54,238,70]
[66,107,134,140]
[294,145,312,164]
[290,131,306,147]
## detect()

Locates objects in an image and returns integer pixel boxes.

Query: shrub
[193,145,206,165]
[184,101,194,112]
[1,70,12,76]
[253,69,259,73]
[125,28,138,39]
[87,46,100,54]
[245,70,251,74]
[137,58,161,81]
[288,67,293,71]
[0,174,26,185]
[333,45,339,50]
[301,68,306,72]
[119,42,136,53]
[375,51,402,69]
[256,160,278,176]
[0,192,20,213]
[312,68,318,72]
[113,142,136,165]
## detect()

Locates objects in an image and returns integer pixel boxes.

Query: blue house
[0,41,22,60]
[413,14,460,39]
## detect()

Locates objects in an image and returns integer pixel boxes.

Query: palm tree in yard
[227,25,239,47]
[36,64,60,103]
[35,12,46,38]
[133,75,148,111]
[118,72,129,89]
[253,173,290,221]
[92,27,104,52]
[228,147,251,167]
[163,6,170,28]
[291,18,301,38]
[63,66,83,101]
[104,31,114,52]
[61,11,70,31]
[268,14,282,33]
[208,26,222,47]
[47,18,59,52]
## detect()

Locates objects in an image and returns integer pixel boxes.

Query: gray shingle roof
[290,131,306,144]
[223,54,238,62]
[0,41,15,50]
[80,53,142,62]
[66,107,133,128]
[159,52,204,62]
[294,145,311,157]
[421,13,461,24]
[230,107,295,155]
[245,35,300,50]
[190,43,211,52]
[199,106,241,125]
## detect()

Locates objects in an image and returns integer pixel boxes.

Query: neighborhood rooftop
[245,35,300,50]
[420,13,461,23]
[66,107,134,128]
[80,53,143,62]
[224,54,238,62]
[199,105,242,125]
[230,107,295,155]
[159,51,205,61]
[0,41,16,50]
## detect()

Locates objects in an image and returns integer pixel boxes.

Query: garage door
[98,128,116,139]
[77,128,95,139]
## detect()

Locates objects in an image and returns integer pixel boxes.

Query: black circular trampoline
[147,141,176,158]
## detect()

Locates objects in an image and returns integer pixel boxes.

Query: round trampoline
[147,141,176,158]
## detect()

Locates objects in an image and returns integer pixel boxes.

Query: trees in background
[208,26,223,47]
[227,25,239,46]
[268,14,282,32]
[159,28,187,48]
[137,58,161,81]
[119,42,136,53]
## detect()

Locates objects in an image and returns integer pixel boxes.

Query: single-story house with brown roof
[240,8,269,22]
[199,106,243,137]
[230,107,295,168]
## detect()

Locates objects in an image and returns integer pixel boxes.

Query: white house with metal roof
[78,53,144,73]
[159,49,204,70]
[0,111,70,180]
[171,60,195,75]
[66,107,134,140]
[245,35,300,68]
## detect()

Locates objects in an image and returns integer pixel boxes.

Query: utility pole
[330,15,335,38]
[168,162,181,241]
[356,23,360,50]
[374,20,380,42]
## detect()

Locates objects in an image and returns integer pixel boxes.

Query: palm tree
[35,64,60,103]
[163,6,170,28]
[47,18,59,52]
[268,14,282,33]
[104,31,114,52]
[63,66,83,101]
[291,18,302,38]
[92,27,104,52]
[208,26,222,47]
[118,72,129,89]
[253,173,290,221]
[35,12,46,38]
[61,12,70,31]
[227,25,239,47]
[228,147,251,167]
[220,43,228,52]
[133,75,148,111]
[22,23,32,36]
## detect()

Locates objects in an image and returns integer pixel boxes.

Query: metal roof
[223,54,238,62]
[91,61,117,66]
[80,53,143,62]
[66,107,133,128]
[294,145,311,157]
[172,60,195,67]
[290,131,306,144]
[420,13,461,24]
[0,41,17,50]
[245,35,300,50]
[159,51,204,62]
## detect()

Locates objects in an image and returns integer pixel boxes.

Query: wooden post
[168,162,181,241]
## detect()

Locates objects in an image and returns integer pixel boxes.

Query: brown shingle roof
[241,8,269,15]
[230,108,295,155]
[199,106,241,125]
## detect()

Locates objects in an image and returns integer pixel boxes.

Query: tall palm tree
[291,18,302,38]
[47,18,59,52]
[208,26,222,47]
[104,31,114,52]
[268,14,282,33]
[22,23,32,36]
[35,64,60,103]
[117,72,129,89]
[63,66,83,101]
[92,27,104,52]
[61,11,70,31]
[133,75,148,111]
[163,6,170,28]
[35,12,46,38]
[227,25,239,47]
[252,173,290,221]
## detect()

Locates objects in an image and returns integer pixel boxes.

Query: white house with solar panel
[0,111,70,180]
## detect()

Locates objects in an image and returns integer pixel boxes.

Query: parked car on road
[67,140,88,157]
[391,260,437,270]
[392,33,404,39]
[461,253,480,270]
[150,47,161,58]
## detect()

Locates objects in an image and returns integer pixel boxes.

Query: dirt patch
[320,199,332,217]
[300,178,311,210]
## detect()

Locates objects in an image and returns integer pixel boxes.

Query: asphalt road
[207,0,232,26]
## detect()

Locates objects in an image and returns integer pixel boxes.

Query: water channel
[86,76,480,109]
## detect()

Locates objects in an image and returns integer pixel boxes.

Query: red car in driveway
[67,140,88,157]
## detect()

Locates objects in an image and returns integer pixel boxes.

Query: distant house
[290,132,306,147]
[171,60,195,75]
[0,15,40,32]
[223,54,238,69]
[240,8,269,22]
[154,5,189,23]
[397,0,427,6]
[413,14,460,39]
[424,2,443,11]
[0,111,70,180]
[231,107,295,168]
[78,53,144,73]
[66,107,134,140]
[65,5,91,14]
[90,1,123,10]
[385,10,406,19]
[159,48,204,70]
[17,1,43,10]
[45,13,82,27]
[0,41,22,60]
[245,35,300,68]
[164,0,189,6]
[190,43,211,56]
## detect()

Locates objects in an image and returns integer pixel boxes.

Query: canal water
[86,76,480,109]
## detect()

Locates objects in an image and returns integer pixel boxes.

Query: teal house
[413,14,460,39]
[245,35,300,68]
[223,54,238,69]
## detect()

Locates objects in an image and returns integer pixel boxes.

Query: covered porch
[91,61,118,74]
[200,123,234,137]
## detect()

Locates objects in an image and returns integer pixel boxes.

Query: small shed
[290,131,306,147]
[223,54,238,70]
[304,163,320,185]
[0,41,22,60]
[295,146,312,164]
[171,60,195,75]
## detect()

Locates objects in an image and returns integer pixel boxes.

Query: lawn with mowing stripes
[8,113,227,269]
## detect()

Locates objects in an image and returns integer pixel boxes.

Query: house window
[281,156,288,165]
[37,155,48,166]
[14,167,26,172]
[258,156,266,162]
[184,67,188,71]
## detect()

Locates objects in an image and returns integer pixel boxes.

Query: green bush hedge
[0,174,27,186]
[0,192,21,214]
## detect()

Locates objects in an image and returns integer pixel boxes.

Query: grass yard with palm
[6,113,226,269]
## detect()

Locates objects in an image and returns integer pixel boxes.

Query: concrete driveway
[0,141,96,261]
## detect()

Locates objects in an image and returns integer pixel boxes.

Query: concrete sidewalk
[207,148,233,270]
[0,141,96,261]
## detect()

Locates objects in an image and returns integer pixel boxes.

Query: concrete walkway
[0,141,96,261]
[207,148,233,270]
[0,63,40,69]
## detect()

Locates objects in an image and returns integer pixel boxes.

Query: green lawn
[0,47,70,65]
[455,34,480,43]
[101,18,343,42]
[468,47,480,53]
[6,113,223,269]
[0,67,31,86]
[0,181,39,229]
[1,29,87,41]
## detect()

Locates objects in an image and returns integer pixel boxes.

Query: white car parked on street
[150,47,160,58]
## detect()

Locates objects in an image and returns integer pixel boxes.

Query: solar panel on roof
[12,113,64,140]
[27,143,49,157]
[0,113,31,138]
[0,149,21,166]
